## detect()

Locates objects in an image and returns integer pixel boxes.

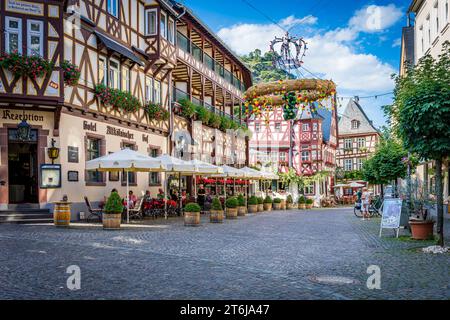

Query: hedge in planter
[225,197,239,219]
[273,198,282,210]
[286,195,294,209]
[208,113,222,129]
[196,105,211,125]
[177,98,196,118]
[220,116,232,131]
[0,51,53,80]
[263,196,273,211]
[210,197,224,223]
[298,196,306,209]
[237,194,246,216]
[103,192,123,230]
[184,202,201,226]
[257,197,264,212]
[94,84,141,113]
[248,196,259,213]
[306,198,314,209]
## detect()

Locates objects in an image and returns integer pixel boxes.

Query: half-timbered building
[336,98,380,194]
[248,103,338,198]
[0,0,252,220]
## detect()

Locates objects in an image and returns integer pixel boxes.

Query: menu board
[381,199,403,229]
[40,164,61,188]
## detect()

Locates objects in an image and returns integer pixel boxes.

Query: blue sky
[180,0,410,128]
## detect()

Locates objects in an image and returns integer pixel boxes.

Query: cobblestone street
[0,208,449,300]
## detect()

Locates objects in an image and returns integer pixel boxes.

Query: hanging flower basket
[61,60,81,86]
[94,84,141,113]
[0,51,53,80]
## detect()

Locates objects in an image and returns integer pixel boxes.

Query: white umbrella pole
[194,174,197,201]
[126,170,129,224]
[179,172,182,211]
[164,173,168,220]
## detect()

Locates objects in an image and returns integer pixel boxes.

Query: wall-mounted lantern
[47,139,60,164]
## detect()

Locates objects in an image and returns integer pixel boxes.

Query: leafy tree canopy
[241,49,295,83]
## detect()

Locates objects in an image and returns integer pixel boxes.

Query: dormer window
[351,120,360,130]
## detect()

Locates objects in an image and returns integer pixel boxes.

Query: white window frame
[275,122,281,132]
[27,20,44,57]
[446,1,449,24]
[108,58,120,89]
[302,123,309,132]
[107,0,119,18]
[357,137,366,149]
[168,18,175,44]
[153,79,161,104]
[351,120,360,129]
[313,123,318,131]
[357,158,364,170]
[122,66,130,92]
[255,123,260,133]
[145,76,153,103]
[344,138,352,149]
[160,11,167,39]
[433,2,439,38]
[304,183,314,195]
[279,152,286,162]
[301,151,310,162]
[99,56,107,85]
[145,9,158,36]
[344,159,353,171]
[5,16,22,54]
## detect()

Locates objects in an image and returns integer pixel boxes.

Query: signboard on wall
[68,146,79,163]
[6,0,44,16]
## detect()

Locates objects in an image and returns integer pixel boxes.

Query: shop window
[145,9,157,36]
[107,0,119,18]
[86,138,103,183]
[27,20,43,57]
[5,17,22,54]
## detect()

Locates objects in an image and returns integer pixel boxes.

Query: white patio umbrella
[334,183,350,188]
[348,182,365,188]
[210,165,250,202]
[86,148,166,223]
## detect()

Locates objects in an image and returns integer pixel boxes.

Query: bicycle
[354,197,383,218]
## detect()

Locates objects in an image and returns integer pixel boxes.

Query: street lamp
[17,119,31,141]
[47,139,60,164]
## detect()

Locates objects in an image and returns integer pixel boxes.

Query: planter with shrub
[103,192,123,230]
[94,84,141,113]
[286,195,294,209]
[263,196,273,211]
[298,196,306,209]
[306,198,314,209]
[210,197,224,223]
[273,198,282,210]
[225,197,239,219]
[144,103,170,122]
[61,60,81,86]
[248,196,258,213]
[184,203,201,226]
[237,194,247,216]
[0,51,53,80]
[257,197,264,212]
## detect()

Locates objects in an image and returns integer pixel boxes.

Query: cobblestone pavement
[0,208,449,300]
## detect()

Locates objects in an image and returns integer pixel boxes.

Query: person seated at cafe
[170,189,179,201]
[128,190,138,209]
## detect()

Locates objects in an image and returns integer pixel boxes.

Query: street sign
[379,198,404,238]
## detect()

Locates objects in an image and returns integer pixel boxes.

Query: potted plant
[298,196,306,209]
[286,195,294,209]
[237,194,247,216]
[103,192,123,230]
[248,196,258,213]
[225,197,239,219]
[257,197,264,212]
[263,196,273,211]
[306,198,314,209]
[273,198,282,210]
[184,203,201,227]
[210,197,224,223]
[409,199,435,240]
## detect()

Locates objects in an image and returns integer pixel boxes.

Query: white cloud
[280,15,318,27]
[349,4,403,33]
[392,38,402,47]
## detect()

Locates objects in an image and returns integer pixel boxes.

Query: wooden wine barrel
[184,211,200,226]
[238,206,247,216]
[281,200,286,210]
[258,204,264,212]
[102,213,122,230]
[53,202,71,227]
[263,203,272,211]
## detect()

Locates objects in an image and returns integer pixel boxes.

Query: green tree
[362,137,408,198]
[240,49,295,83]
[384,42,450,247]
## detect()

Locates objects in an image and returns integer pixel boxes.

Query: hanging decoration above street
[245,32,336,122]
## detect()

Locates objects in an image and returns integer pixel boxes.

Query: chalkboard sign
[379,198,407,238]
[68,146,79,163]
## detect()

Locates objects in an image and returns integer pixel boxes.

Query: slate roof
[338,99,379,135]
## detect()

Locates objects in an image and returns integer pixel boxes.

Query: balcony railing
[176,32,245,92]
[172,86,241,125]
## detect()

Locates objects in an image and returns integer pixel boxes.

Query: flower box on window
[0,51,53,80]
[94,84,141,113]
